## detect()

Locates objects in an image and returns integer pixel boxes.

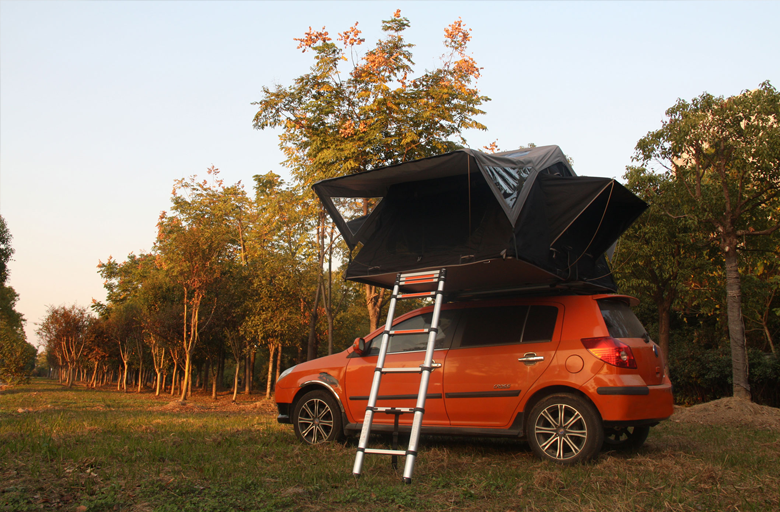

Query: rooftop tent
[313,146,647,295]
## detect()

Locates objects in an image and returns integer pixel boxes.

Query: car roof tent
[313,146,647,295]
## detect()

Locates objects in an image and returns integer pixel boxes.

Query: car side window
[522,305,558,343]
[459,306,529,348]
[457,305,558,348]
[368,310,457,355]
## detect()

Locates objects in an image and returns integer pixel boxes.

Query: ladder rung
[381,367,423,374]
[365,448,406,456]
[389,328,429,336]
[397,291,437,300]
[373,407,415,413]
[400,270,440,279]
[400,277,437,285]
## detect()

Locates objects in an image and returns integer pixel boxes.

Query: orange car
[275,294,673,464]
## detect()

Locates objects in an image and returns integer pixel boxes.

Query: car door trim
[444,390,522,399]
[348,393,443,401]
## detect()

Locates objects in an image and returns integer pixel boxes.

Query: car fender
[297,378,347,414]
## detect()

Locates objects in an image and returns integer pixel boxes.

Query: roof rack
[445,281,612,302]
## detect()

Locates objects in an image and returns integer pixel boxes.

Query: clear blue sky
[2,1,778,347]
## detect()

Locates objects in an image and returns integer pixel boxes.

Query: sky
[1,1,778,348]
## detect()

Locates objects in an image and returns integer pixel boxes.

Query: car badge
[652,345,659,358]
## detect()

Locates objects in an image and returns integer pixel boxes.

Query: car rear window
[459,305,558,348]
[598,299,647,338]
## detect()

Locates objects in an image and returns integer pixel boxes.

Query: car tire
[527,393,604,464]
[292,390,344,445]
[602,425,650,451]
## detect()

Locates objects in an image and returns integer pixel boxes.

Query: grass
[1,380,779,511]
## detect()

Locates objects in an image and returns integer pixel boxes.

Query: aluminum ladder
[353,269,447,484]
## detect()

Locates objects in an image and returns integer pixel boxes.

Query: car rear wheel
[527,394,604,464]
[602,425,650,451]
[292,390,344,445]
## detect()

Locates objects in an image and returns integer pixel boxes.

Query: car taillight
[581,337,637,369]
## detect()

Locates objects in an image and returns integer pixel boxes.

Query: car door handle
[518,353,544,363]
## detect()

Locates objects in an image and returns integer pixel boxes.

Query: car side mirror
[353,337,367,356]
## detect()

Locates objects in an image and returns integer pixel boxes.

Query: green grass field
[1,380,778,511]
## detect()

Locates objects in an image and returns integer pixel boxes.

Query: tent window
[383,175,495,256]
[484,166,532,209]
[332,197,381,235]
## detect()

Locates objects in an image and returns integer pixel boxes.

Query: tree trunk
[275,345,282,385]
[307,284,321,361]
[232,357,240,403]
[137,356,143,393]
[211,363,218,400]
[266,344,276,398]
[122,362,129,393]
[761,291,776,354]
[244,352,250,394]
[155,370,162,396]
[249,350,256,393]
[724,242,751,400]
[170,364,178,396]
[180,351,191,402]
[90,361,99,388]
[217,347,225,392]
[364,284,387,333]
[326,227,335,355]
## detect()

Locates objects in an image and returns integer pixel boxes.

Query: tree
[0,317,36,385]
[253,11,490,346]
[37,305,92,387]
[635,81,780,400]
[155,168,237,400]
[614,167,710,366]
[0,215,35,385]
[0,215,13,285]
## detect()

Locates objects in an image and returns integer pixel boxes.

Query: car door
[344,309,459,427]
[442,303,563,428]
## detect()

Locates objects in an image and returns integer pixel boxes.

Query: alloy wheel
[533,403,589,461]
[297,397,335,444]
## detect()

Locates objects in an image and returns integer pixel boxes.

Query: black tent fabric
[313,146,647,295]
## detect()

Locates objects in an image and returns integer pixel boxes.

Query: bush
[669,342,780,407]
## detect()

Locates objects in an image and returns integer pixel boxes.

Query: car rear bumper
[584,379,674,422]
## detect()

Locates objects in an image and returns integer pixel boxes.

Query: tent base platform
[346,257,615,298]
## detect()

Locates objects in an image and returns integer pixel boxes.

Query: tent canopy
[313,146,646,295]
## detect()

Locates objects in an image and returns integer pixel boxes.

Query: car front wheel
[527,393,604,464]
[292,390,344,445]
